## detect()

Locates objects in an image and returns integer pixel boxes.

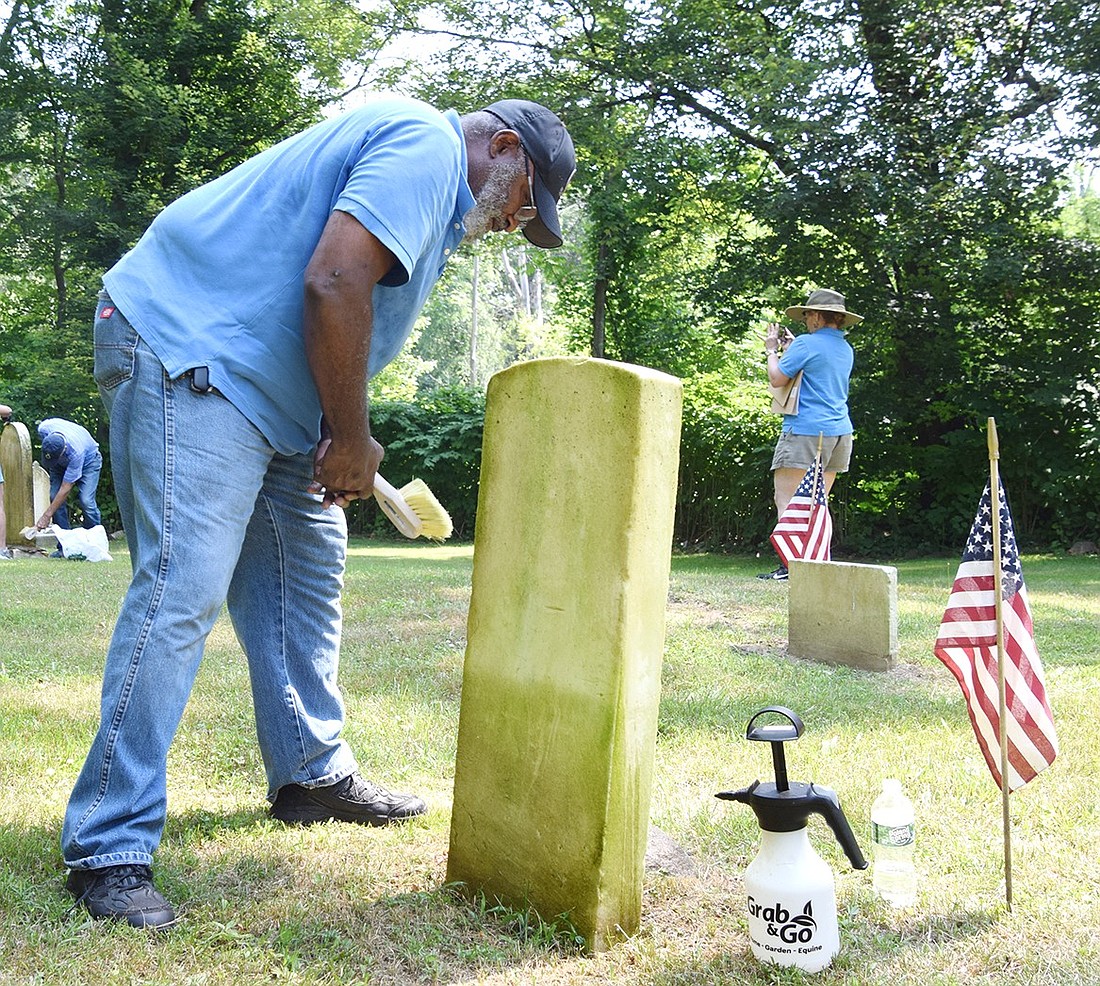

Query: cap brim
[522,173,563,249]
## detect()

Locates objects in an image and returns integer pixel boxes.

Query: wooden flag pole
[987,416,1013,910]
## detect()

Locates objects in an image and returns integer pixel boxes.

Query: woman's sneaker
[65,864,176,928]
[756,565,789,581]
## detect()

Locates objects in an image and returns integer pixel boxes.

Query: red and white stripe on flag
[769,460,832,568]
[934,481,1058,792]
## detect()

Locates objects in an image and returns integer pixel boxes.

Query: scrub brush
[372,473,453,541]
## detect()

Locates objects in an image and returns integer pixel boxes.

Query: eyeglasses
[516,147,538,224]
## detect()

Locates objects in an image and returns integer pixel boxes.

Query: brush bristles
[398,478,453,541]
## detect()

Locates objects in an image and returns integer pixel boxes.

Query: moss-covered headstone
[1,421,34,545]
[446,357,682,951]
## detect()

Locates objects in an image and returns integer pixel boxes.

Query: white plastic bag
[45,524,113,562]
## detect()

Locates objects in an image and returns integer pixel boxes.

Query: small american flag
[934,480,1058,792]
[769,458,832,568]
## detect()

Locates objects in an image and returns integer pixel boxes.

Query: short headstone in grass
[787,559,898,671]
[446,357,682,952]
[31,463,59,551]
[1,420,34,545]
[32,461,51,517]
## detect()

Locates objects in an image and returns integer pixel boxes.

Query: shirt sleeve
[777,336,810,377]
[334,116,462,286]
[62,453,84,485]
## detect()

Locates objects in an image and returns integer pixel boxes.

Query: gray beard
[462,161,522,244]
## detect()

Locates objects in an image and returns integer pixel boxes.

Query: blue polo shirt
[103,94,475,455]
[777,328,854,436]
[37,419,100,482]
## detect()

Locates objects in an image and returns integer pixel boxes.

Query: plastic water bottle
[870,779,916,907]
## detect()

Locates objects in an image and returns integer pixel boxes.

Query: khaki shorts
[771,432,852,472]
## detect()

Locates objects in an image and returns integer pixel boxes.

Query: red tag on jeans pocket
[99,306,116,319]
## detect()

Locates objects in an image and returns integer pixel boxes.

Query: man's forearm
[301,210,398,501]
[304,278,373,447]
[303,210,397,448]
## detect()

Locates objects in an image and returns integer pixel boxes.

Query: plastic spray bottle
[716,706,868,974]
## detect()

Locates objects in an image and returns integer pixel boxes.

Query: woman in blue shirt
[758,289,862,580]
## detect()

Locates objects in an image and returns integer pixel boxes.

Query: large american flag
[769,458,832,567]
[934,480,1058,792]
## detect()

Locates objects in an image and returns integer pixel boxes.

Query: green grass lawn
[0,544,1096,985]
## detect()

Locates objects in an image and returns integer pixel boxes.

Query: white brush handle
[372,473,422,539]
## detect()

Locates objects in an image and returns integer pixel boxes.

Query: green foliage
[340,346,1094,556]
[676,360,777,551]
[1060,168,1100,241]
[386,0,1099,551]
[410,242,579,393]
[369,325,435,401]
[0,0,384,402]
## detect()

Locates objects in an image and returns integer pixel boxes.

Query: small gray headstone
[788,560,898,672]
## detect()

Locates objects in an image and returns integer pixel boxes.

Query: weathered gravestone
[0,421,34,545]
[31,463,59,551]
[787,559,899,672]
[447,357,682,951]
[32,462,51,520]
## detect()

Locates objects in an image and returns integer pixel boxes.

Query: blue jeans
[62,298,357,870]
[47,451,103,529]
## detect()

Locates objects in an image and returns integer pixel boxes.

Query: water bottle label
[872,821,914,847]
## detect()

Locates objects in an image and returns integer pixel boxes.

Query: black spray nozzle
[716,780,868,871]
[745,705,804,791]
[715,707,868,871]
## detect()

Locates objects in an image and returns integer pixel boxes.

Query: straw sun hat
[785,289,863,327]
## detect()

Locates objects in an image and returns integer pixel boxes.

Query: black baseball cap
[483,99,576,249]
